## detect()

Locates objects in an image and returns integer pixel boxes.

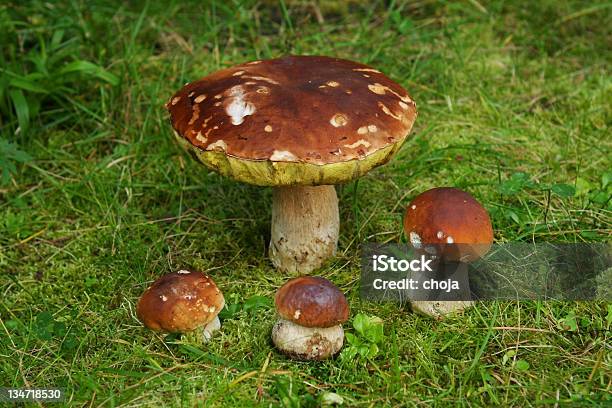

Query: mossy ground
[1,1,610,406]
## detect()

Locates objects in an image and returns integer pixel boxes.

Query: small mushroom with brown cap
[272,276,349,360]
[137,270,224,343]
[403,187,493,318]
[167,56,417,274]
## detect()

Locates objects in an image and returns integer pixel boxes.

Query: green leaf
[367,343,379,358]
[559,312,578,331]
[9,89,30,132]
[505,209,520,224]
[9,76,49,94]
[551,183,575,198]
[514,360,530,371]
[357,345,370,357]
[574,177,593,197]
[345,333,361,346]
[340,346,358,361]
[218,303,241,319]
[59,60,119,86]
[242,295,272,312]
[353,313,369,337]
[0,138,32,184]
[502,350,515,365]
[5,320,19,331]
[498,172,534,195]
[602,171,612,189]
[590,190,610,205]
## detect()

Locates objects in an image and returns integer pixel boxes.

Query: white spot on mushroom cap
[437,231,444,239]
[188,91,195,97]
[447,236,454,244]
[171,96,181,105]
[326,81,340,87]
[330,113,348,127]
[177,270,191,274]
[256,86,270,95]
[294,309,301,320]
[243,75,279,85]
[270,150,298,162]
[368,83,413,104]
[399,101,409,110]
[411,204,417,210]
[378,102,402,120]
[194,94,206,103]
[224,85,256,125]
[356,123,378,135]
[264,125,273,132]
[354,68,381,73]
[368,83,387,95]
[188,104,200,125]
[344,139,371,149]
[160,295,168,302]
[195,131,207,144]
[233,70,245,76]
[206,140,227,152]
[410,231,422,249]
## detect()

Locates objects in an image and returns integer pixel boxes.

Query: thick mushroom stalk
[182,316,221,344]
[272,319,344,360]
[411,300,474,320]
[270,185,339,274]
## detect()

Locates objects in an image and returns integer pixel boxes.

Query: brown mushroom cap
[275,276,349,328]
[137,270,224,333]
[167,55,417,186]
[403,187,494,262]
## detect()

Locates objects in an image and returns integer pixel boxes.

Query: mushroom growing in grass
[166,56,417,274]
[272,276,349,360]
[403,187,494,318]
[137,270,224,343]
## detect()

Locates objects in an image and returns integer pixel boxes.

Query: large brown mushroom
[167,56,417,274]
[272,276,349,360]
[137,270,224,343]
[403,187,494,318]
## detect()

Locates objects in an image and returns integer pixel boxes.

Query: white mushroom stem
[410,300,474,320]
[270,185,339,274]
[272,319,344,360]
[181,316,221,344]
[409,262,473,319]
[202,316,221,341]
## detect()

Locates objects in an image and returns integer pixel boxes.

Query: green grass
[1,0,611,406]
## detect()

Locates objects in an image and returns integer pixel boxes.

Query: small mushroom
[272,276,349,360]
[403,187,493,318]
[166,56,417,274]
[136,270,224,343]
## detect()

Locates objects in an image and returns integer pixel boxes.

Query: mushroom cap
[136,270,224,333]
[167,55,417,186]
[403,187,494,262]
[275,276,349,328]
